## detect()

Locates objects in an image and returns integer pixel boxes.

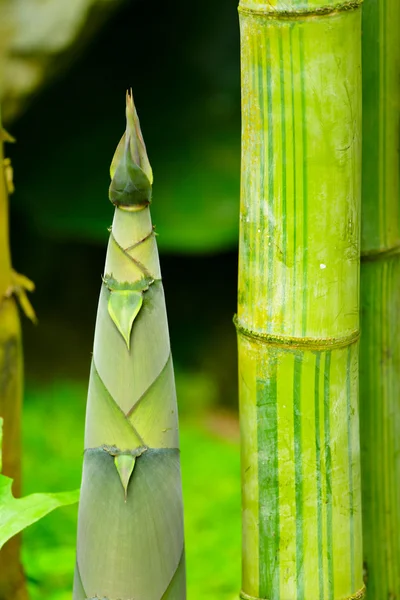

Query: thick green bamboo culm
[237,1,363,599]
[73,93,185,600]
[0,123,28,600]
[360,0,400,597]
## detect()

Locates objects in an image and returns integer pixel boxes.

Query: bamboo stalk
[0,122,27,599]
[236,1,363,598]
[360,0,400,596]
[73,93,185,600]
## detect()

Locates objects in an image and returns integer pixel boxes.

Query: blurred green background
[4,0,242,597]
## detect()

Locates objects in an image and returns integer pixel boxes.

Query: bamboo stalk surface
[360,0,400,597]
[0,118,27,600]
[237,1,364,599]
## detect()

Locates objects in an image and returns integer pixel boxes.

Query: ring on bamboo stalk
[239,584,367,600]
[234,316,360,351]
[238,0,362,18]
[361,243,400,262]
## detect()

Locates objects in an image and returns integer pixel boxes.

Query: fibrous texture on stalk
[360,0,400,596]
[237,1,363,598]
[0,124,29,600]
[73,93,185,600]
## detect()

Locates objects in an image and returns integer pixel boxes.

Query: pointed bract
[125,91,153,185]
[114,454,136,500]
[107,290,143,350]
[109,91,153,208]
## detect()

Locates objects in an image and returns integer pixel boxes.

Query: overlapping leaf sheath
[0,125,28,600]
[360,1,400,596]
[237,1,363,599]
[73,94,185,600]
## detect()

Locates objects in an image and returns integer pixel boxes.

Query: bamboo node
[361,243,400,263]
[350,586,367,600]
[240,585,366,600]
[238,0,362,18]
[2,269,37,323]
[233,315,360,350]
[115,201,150,212]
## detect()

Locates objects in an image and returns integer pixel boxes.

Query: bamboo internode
[237,1,363,598]
[360,0,400,597]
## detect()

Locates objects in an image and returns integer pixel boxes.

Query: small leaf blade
[107,290,143,350]
[114,454,136,500]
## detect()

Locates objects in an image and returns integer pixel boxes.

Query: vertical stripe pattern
[360,260,400,599]
[237,2,363,599]
[238,340,363,599]
[257,361,279,598]
[299,29,308,337]
[314,352,324,600]
[324,352,333,600]
[238,10,361,341]
[361,0,400,598]
[346,346,355,592]
[293,354,304,598]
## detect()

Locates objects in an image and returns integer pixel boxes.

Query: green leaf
[0,475,79,549]
[107,290,143,350]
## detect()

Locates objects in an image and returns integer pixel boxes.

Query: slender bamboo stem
[73,94,185,600]
[0,119,27,599]
[360,1,400,597]
[237,1,363,598]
